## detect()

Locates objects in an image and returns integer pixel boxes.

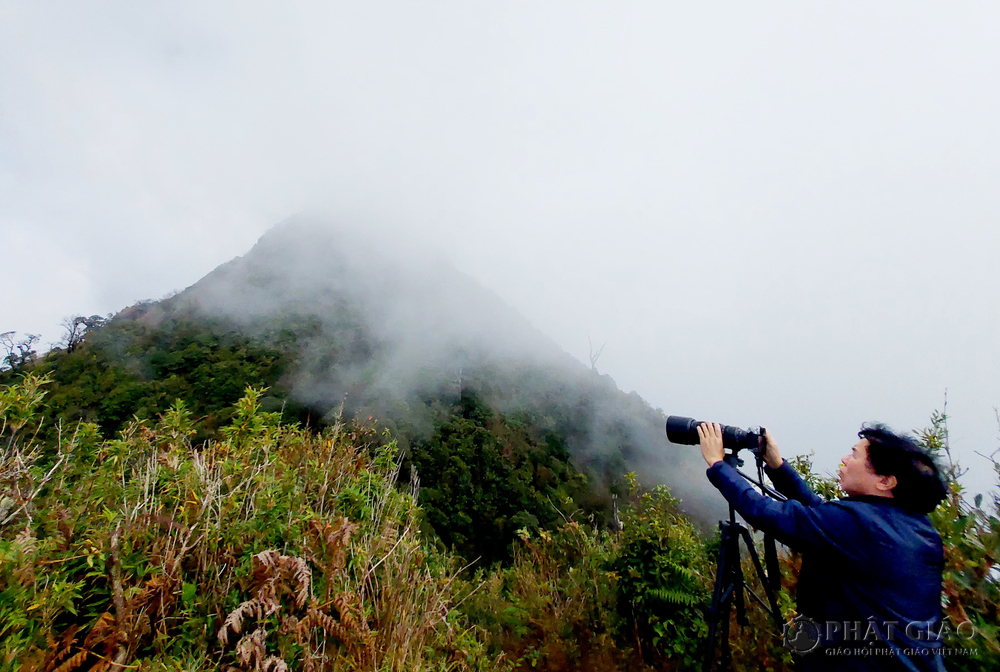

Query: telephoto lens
[665,416,703,445]
[665,416,762,452]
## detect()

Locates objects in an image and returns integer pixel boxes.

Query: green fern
[648,587,700,607]
[663,559,699,581]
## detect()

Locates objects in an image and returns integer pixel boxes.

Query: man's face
[839,439,881,496]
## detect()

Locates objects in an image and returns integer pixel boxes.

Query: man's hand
[698,422,725,467]
[764,429,783,469]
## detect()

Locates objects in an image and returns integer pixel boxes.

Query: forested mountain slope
[170,216,719,520]
[4,216,722,555]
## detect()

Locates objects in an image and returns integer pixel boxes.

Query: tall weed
[0,381,495,671]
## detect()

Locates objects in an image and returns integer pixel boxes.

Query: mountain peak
[169,215,720,522]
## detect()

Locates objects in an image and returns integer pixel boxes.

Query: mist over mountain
[167,215,721,520]
[178,216,567,403]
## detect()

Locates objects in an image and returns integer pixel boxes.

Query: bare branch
[587,334,607,371]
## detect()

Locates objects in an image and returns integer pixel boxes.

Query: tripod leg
[731,544,748,628]
[722,524,742,669]
[704,521,749,672]
[720,587,733,671]
[738,527,783,626]
[702,523,732,672]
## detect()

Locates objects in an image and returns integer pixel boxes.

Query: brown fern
[220,550,317,669]
[288,555,311,609]
[260,655,289,672]
[82,612,115,650]
[35,625,81,672]
[309,516,356,583]
[306,601,375,665]
[51,650,87,672]
[308,607,350,642]
[253,550,312,611]
[235,627,268,667]
[219,598,264,645]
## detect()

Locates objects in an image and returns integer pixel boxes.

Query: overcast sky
[2,2,998,496]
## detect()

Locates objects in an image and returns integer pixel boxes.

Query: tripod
[701,453,785,672]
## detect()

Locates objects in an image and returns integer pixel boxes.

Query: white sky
[2,2,998,496]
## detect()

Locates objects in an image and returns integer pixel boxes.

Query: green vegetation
[407,392,591,565]
[920,411,1000,671]
[0,311,306,445]
[612,476,712,669]
[1,377,491,671]
[1,312,614,568]
[2,314,998,670]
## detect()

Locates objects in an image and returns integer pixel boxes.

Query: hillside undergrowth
[1,376,494,671]
[2,372,999,671]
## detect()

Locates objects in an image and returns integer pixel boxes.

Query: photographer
[699,422,948,671]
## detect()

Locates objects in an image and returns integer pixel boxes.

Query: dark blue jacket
[707,459,945,672]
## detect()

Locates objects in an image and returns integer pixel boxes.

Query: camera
[665,415,765,459]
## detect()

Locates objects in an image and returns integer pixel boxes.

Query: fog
[168,215,720,518]
[2,3,999,496]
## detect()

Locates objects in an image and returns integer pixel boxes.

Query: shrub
[459,522,633,671]
[919,410,1000,670]
[0,379,495,671]
[613,474,712,670]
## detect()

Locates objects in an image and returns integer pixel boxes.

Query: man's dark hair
[859,423,947,514]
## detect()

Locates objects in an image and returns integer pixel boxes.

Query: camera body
[665,415,766,463]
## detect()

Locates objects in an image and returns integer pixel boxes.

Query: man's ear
[876,474,897,494]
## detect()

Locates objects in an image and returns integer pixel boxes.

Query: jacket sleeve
[707,461,862,555]
[763,459,824,507]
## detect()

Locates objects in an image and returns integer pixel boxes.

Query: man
[699,421,948,671]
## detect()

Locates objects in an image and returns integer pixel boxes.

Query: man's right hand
[764,429,783,469]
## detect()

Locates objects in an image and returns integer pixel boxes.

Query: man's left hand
[698,422,725,467]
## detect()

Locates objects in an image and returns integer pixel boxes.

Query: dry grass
[1,384,500,671]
